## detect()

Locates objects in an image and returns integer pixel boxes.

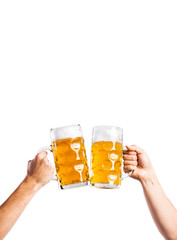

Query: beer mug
[90,126,132,189]
[38,125,89,190]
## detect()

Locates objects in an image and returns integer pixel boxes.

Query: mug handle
[121,145,133,181]
[37,145,57,181]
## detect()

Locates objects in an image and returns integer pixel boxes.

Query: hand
[123,145,155,182]
[26,151,54,189]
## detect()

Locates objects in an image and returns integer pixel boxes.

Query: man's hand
[123,145,155,182]
[124,145,177,240]
[26,151,54,190]
[0,151,55,239]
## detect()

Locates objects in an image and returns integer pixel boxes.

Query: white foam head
[50,124,83,142]
[92,126,123,143]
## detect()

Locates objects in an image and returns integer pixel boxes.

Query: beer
[90,141,123,186]
[52,137,89,187]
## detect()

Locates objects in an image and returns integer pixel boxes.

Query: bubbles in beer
[102,159,112,170]
[74,164,84,181]
[102,141,113,150]
[52,137,89,186]
[91,141,122,186]
[71,139,81,160]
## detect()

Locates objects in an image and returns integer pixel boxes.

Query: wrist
[139,169,157,185]
[22,175,42,193]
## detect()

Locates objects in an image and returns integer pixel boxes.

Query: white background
[0,1,177,239]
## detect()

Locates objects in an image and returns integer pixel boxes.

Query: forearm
[0,176,40,240]
[140,173,177,240]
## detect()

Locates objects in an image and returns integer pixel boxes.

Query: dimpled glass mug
[90,126,132,189]
[38,125,89,190]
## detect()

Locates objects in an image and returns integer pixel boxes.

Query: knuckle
[48,162,53,168]
[127,155,135,160]
[138,147,144,153]
[124,159,128,164]
[124,164,136,171]
[128,151,135,155]
[131,151,137,155]
[133,160,137,166]
[43,157,49,164]
[128,166,133,170]
[129,161,136,166]
[36,153,42,160]
[36,151,46,160]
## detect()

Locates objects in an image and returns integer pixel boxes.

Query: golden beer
[90,141,123,186]
[52,137,89,187]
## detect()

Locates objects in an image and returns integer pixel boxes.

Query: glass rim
[50,124,82,142]
[92,125,123,143]
[92,125,123,131]
[50,124,81,132]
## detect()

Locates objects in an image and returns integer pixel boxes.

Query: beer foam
[92,126,123,143]
[50,124,83,142]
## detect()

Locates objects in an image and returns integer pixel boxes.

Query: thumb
[27,160,32,174]
[28,160,32,168]
[126,145,143,154]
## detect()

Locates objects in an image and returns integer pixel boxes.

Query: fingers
[43,157,52,166]
[28,160,32,165]
[51,166,55,175]
[123,157,138,170]
[123,154,137,161]
[27,160,32,170]
[123,148,138,173]
[124,164,137,172]
[27,151,54,188]
[36,151,48,161]
[123,150,137,155]
[126,145,143,154]
[124,160,137,166]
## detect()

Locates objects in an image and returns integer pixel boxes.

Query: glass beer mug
[90,126,132,189]
[38,125,89,190]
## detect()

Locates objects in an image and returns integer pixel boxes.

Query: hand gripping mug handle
[121,145,133,181]
[37,145,57,181]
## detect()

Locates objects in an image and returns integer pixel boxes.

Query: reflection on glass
[74,164,84,181]
[71,142,81,160]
